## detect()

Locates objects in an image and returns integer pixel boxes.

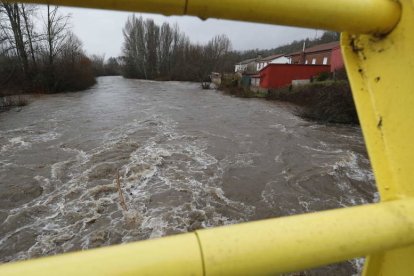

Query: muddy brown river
[0,76,377,275]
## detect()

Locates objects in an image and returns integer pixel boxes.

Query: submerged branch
[116,170,128,211]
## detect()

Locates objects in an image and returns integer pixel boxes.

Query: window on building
[323,57,328,65]
[305,60,308,64]
[312,58,316,65]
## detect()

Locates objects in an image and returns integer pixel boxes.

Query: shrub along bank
[218,75,265,98]
[1,4,96,99]
[267,81,359,124]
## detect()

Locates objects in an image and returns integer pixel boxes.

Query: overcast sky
[59,7,321,58]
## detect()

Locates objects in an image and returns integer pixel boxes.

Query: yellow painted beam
[342,0,414,203]
[197,199,414,275]
[186,0,401,34]
[341,0,414,274]
[16,0,401,35]
[0,233,204,276]
[1,199,414,275]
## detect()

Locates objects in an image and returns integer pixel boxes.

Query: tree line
[1,5,340,95]
[90,55,122,77]
[0,3,95,95]
[122,15,234,82]
[121,16,340,81]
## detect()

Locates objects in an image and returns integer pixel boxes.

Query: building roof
[238,57,257,65]
[287,41,340,56]
[259,63,330,72]
[305,41,340,53]
[258,53,286,62]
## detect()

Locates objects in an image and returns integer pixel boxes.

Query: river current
[0,77,377,275]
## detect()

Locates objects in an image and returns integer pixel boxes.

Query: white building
[235,57,257,73]
[256,54,290,71]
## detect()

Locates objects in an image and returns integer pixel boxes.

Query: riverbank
[219,78,359,125]
[1,71,97,97]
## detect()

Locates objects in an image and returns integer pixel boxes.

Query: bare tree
[122,16,163,80]
[90,54,105,76]
[144,19,159,79]
[123,15,138,78]
[1,3,95,94]
[104,57,120,76]
[61,31,83,62]
[0,5,9,54]
[0,2,29,77]
[158,23,173,77]
[170,23,181,76]
[121,19,232,82]
[20,4,38,70]
[44,4,70,66]
[204,34,232,72]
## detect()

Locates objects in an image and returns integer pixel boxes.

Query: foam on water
[1,137,31,152]
[0,113,255,262]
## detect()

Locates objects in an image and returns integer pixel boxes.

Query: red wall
[330,47,344,72]
[259,64,330,89]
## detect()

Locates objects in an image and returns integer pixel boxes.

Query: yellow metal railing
[1,199,414,275]
[16,0,401,34]
[2,0,413,275]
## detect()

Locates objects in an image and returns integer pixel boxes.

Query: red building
[259,64,330,89]
[286,41,344,72]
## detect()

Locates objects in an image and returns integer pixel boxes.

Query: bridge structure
[1,0,413,275]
